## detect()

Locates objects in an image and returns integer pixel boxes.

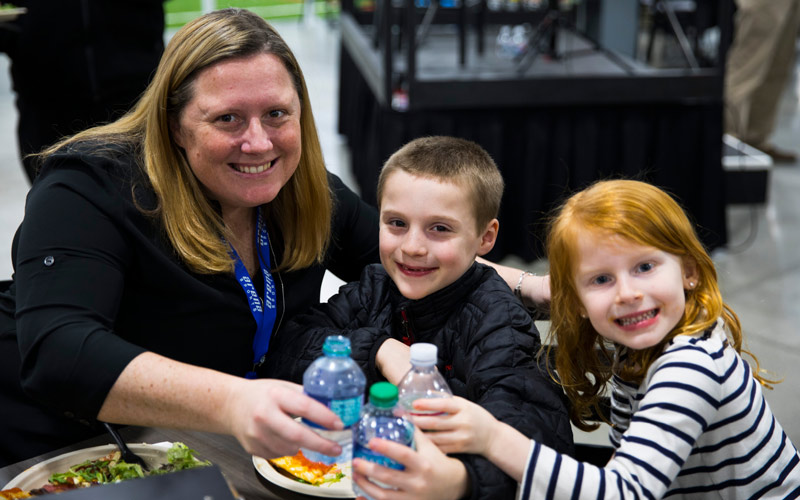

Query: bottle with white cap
[396,343,453,416]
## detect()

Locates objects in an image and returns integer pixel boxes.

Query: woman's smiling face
[173,52,302,212]
[573,232,698,351]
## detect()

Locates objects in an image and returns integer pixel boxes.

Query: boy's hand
[352,429,469,500]
[409,396,498,456]
[375,338,411,385]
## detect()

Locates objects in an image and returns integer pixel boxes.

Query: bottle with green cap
[352,382,415,499]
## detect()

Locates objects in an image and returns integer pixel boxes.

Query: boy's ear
[476,219,499,256]
[682,256,700,290]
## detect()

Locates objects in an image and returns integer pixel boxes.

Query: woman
[0,7,366,466]
[0,8,547,475]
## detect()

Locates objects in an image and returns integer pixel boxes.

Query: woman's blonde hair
[545,179,772,430]
[36,8,331,274]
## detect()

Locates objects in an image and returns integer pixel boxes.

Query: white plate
[252,455,354,498]
[2,442,173,491]
[0,7,26,22]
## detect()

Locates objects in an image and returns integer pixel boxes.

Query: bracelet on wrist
[514,271,536,300]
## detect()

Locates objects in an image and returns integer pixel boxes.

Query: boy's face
[379,170,497,300]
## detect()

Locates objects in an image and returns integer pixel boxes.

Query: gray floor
[1,19,798,448]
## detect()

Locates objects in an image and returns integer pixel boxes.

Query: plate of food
[253,450,353,498]
[1,442,209,497]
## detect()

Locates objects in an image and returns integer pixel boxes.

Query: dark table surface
[0,426,353,500]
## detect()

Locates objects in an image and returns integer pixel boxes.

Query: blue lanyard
[229,209,277,379]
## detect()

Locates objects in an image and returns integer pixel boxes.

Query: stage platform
[338,4,730,261]
[340,12,722,109]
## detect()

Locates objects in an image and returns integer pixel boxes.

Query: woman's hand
[409,396,499,456]
[527,273,551,308]
[224,378,344,459]
[477,258,551,309]
[352,429,469,500]
[99,353,344,460]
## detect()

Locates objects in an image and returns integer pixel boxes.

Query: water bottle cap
[322,335,352,357]
[409,343,437,366]
[369,382,398,407]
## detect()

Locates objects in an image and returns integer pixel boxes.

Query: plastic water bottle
[301,335,366,465]
[397,343,453,416]
[510,24,530,58]
[496,25,514,59]
[352,382,415,500]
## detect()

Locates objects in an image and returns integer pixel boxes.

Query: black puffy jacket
[263,262,575,500]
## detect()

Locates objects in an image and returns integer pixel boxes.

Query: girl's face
[572,232,698,351]
[172,53,302,213]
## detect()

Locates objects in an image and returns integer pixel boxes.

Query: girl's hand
[409,396,499,456]
[224,378,344,459]
[352,429,469,500]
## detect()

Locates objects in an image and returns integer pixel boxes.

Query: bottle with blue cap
[301,335,366,465]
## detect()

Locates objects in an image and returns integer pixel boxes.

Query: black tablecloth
[338,45,728,262]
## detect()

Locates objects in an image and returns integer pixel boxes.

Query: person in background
[0,0,166,182]
[264,136,573,500]
[390,180,800,498]
[0,8,547,468]
[724,0,800,164]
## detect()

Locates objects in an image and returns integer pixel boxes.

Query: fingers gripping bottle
[352,382,415,500]
[397,343,453,416]
[301,335,367,465]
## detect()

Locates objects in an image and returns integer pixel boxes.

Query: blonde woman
[0,8,378,465]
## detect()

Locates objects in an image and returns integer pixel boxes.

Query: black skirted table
[337,3,731,261]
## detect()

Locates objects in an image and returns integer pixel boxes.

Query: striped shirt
[519,320,800,499]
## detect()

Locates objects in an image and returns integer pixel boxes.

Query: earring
[688,281,695,289]
[580,313,587,319]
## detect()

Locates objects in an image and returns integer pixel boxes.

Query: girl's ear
[682,256,700,290]
[476,219,499,256]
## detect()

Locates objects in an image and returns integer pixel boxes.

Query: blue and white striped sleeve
[519,344,724,499]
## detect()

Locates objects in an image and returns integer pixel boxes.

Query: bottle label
[353,442,406,471]
[304,394,363,428]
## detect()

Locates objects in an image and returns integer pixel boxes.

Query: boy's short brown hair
[376,136,504,231]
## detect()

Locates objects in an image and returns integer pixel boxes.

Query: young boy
[262,136,573,499]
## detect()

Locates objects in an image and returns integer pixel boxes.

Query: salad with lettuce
[47,442,209,487]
